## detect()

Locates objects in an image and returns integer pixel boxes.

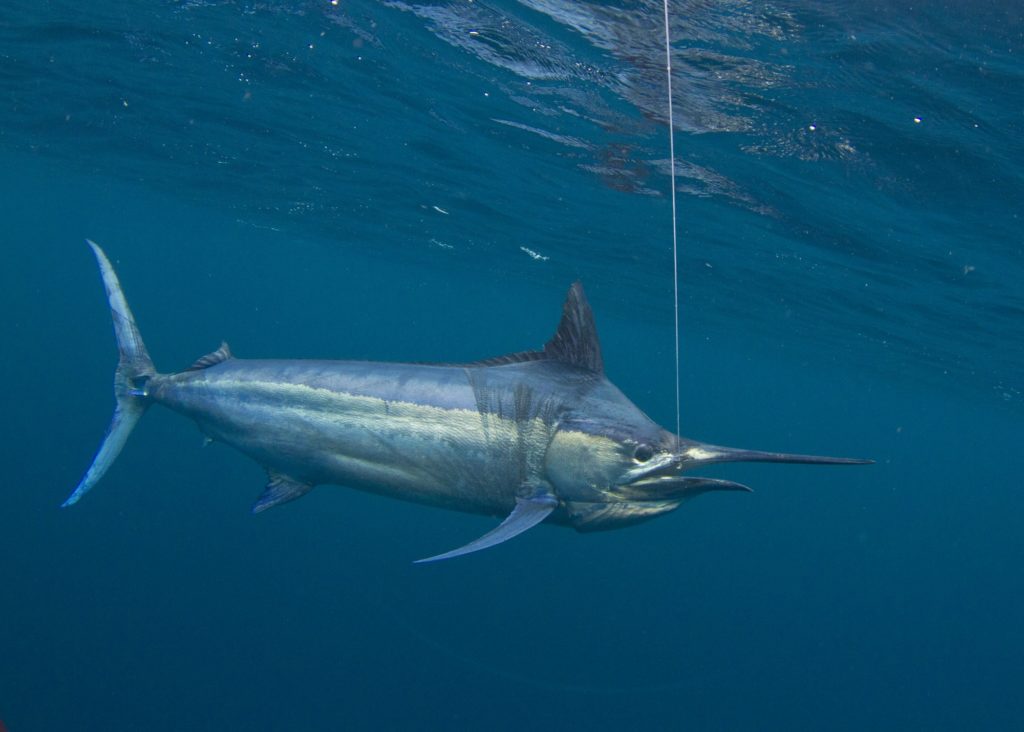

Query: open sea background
[1,1,1022,729]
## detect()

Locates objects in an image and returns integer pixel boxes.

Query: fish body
[66,241,870,561]
[150,357,569,517]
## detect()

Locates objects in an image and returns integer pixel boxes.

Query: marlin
[66,241,870,562]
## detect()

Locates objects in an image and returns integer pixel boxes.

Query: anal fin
[414,495,557,564]
[252,471,314,514]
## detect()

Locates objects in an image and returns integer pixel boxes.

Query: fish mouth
[629,473,755,500]
[619,441,872,500]
[619,452,682,487]
[620,455,752,500]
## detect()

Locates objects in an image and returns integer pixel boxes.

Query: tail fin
[62,241,155,507]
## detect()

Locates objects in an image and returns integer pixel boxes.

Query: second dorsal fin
[543,282,603,374]
[188,341,233,371]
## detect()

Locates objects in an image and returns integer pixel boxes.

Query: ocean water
[1,1,1022,729]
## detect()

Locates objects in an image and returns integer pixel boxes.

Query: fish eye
[633,444,655,462]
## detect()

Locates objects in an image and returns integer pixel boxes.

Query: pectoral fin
[414,495,557,564]
[252,471,314,514]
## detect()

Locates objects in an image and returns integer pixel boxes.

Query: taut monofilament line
[661,0,681,450]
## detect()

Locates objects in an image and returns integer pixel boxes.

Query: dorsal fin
[543,282,603,373]
[188,341,233,371]
[427,282,603,371]
[458,349,546,367]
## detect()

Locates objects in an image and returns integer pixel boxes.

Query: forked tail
[62,241,155,507]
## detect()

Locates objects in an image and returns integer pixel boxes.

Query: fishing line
[662,0,681,447]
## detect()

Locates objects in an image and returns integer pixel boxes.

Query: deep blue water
[2,1,1022,730]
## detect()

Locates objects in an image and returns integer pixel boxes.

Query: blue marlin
[65,241,870,562]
